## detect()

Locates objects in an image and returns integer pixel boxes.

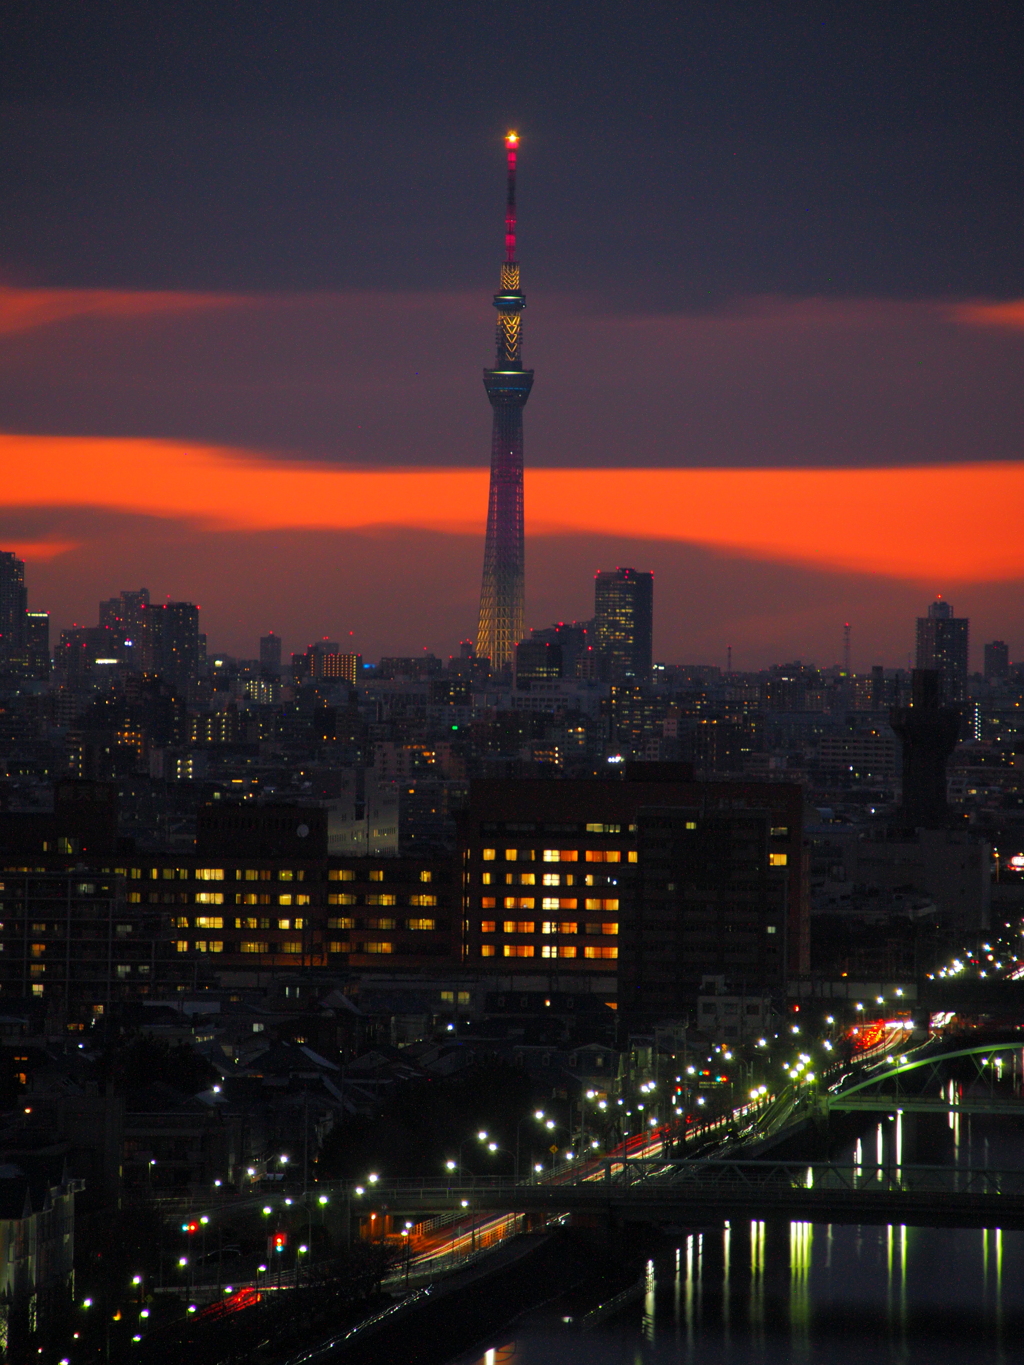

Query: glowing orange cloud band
[1,434,1021,583]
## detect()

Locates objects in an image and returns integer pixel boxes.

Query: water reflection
[453,1118,1024,1365]
[456,1216,1022,1363]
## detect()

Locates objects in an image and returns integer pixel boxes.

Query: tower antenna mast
[476,132,533,669]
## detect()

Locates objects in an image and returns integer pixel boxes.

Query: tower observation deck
[476,131,533,670]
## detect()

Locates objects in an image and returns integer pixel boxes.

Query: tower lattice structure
[476,131,533,669]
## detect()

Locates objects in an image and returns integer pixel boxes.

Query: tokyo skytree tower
[475,131,533,669]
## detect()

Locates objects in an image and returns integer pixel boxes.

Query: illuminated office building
[594,567,653,683]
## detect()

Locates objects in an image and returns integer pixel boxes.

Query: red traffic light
[273,1233,287,1250]
[186,1222,199,1235]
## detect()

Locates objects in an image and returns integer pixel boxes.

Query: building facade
[459,775,807,1017]
[916,597,969,706]
[594,568,653,684]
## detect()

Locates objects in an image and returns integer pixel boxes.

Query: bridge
[346,1158,1024,1231]
[823,1042,1024,1117]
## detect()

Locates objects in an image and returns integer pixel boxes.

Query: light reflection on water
[452,1118,1024,1365]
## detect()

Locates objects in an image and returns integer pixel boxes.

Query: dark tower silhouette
[476,131,533,670]
[890,668,960,828]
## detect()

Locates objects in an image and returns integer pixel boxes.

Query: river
[450,1111,1024,1364]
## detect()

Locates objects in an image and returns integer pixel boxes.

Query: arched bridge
[824,1042,1024,1117]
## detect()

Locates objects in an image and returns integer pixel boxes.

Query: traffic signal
[273,1233,287,1252]
[183,1221,199,1235]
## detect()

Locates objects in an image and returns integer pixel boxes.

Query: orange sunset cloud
[1,433,1021,584]
[0,286,240,338]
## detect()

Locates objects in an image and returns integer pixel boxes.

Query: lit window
[586,823,621,834]
[585,850,621,863]
[194,917,224,930]
[279,870,294,882]
[277,919,291,930]
[766,925,777,935]
[369,870,384,882]
[367,894,397,907]
[584,898,619,911]
[543,849,578,863]
[367,917,397,930]
[237,893,271,905]
[279,895,293,906]
[196,869,225,881]
[407,918,436,931]
[480,920,496,933]
[542,945,577,958]
[480,945,496,957]
[172,917,189,929]
[410,894,438,907]
[514,872,537,885]
[504,897,535,911]
[628,852,638,863]
[503,920,536,934]
[279,941,302,954]
[419,870,433,883]
[328,917,356,930]
[585,922,618,935]
[481,872,493,884]
[329,893,357,905]
[295,895,310,906]
[239,941,270,954]
[769,853,788,867]
[481,897,496,909]
[174,940,189,953]
[29,943,45,958]
[503,945,535,958]
[328,940,351,953]
[195,892,224,905]
[771,827,790,839]
[363,941,393,954]
[584,946,618,959]
[128,892,142,904]
[686,821,697,830]
[542,873,560,886]
[329,869,356,882]
[542,897,578,911]
[482,849,497,861]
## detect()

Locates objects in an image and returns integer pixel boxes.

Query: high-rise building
[915,596,968,706]
[889,669,960,829]
[514,638,562,688]
[529,621,592,678]
[0,551,27,670]
[984,640,1010,681]
[594,568,653,683]
[260,632,283,671]
[476,132,533,670]
[100,588,151,671]
[25,612,50,679]
[156,602,200,694]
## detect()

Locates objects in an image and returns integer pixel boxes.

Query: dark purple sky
[2,3,1023,666]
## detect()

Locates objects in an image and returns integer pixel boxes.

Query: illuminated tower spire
[476,130,533,669]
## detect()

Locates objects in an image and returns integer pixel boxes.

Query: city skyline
[1,7,1023,664]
